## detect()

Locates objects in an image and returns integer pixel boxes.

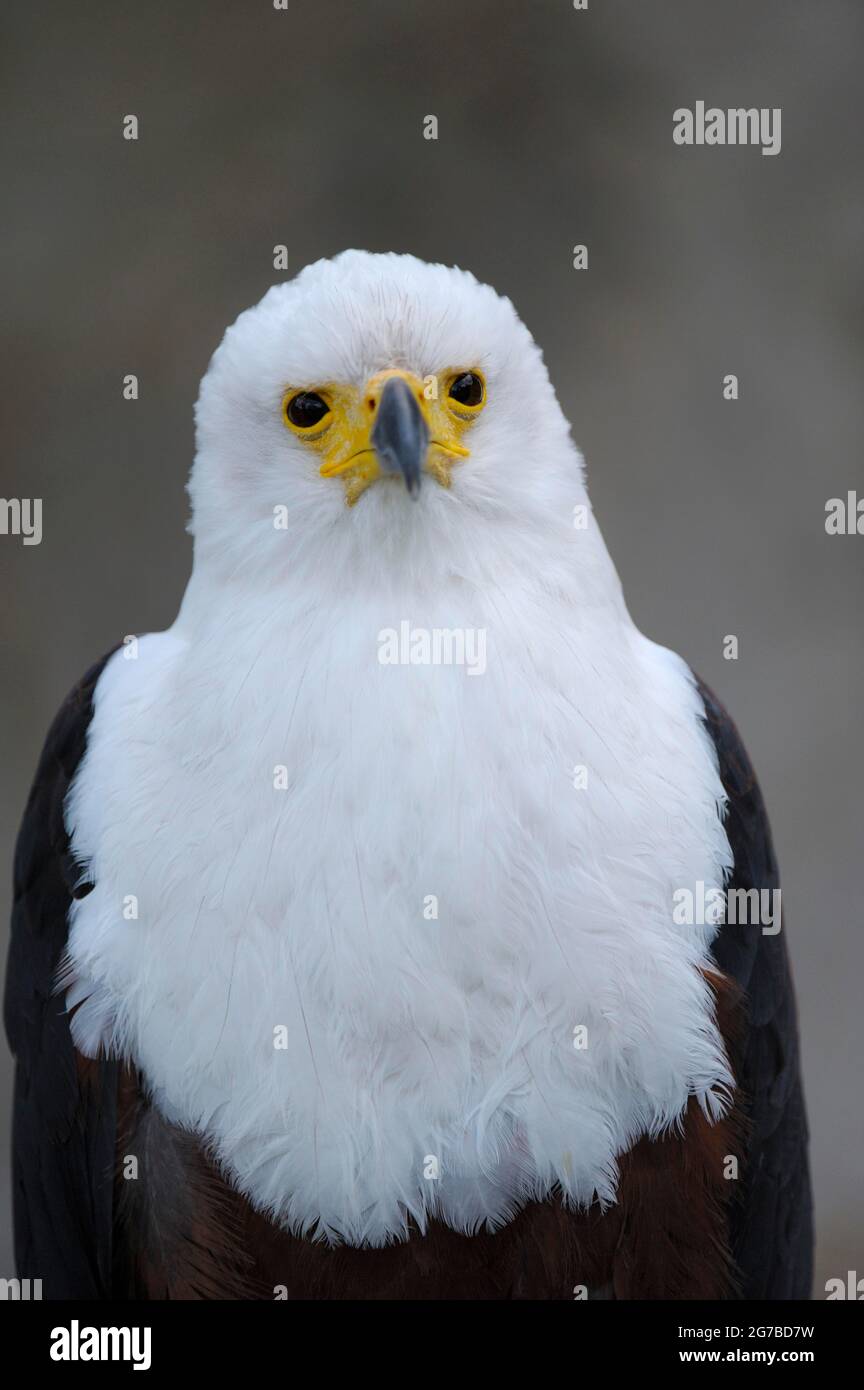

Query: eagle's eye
[447,371,485,410]
[284,391,331,431]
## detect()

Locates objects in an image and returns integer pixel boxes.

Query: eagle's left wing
[698,677,813,1300]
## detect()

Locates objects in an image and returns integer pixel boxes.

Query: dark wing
[4,653,118,1298]
[697,677,813,1299]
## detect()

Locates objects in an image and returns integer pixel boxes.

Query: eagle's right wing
[4,654,118,1298]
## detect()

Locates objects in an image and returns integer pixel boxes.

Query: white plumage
[63,251,733,1245]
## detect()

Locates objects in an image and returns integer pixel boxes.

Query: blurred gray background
[1,0,861,1294]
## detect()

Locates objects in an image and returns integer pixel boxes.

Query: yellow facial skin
[282,368,485,506]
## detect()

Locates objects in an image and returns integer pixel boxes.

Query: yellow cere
[281,368,484,506]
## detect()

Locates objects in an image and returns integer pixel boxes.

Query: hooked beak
[370,375,429,499]
[316,367,472,506]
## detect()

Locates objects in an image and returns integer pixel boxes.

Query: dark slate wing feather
[4,654,118,1299]
[697,677,813,1299]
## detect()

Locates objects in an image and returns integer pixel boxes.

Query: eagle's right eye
[284,391,331,430]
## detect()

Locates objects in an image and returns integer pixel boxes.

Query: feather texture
[5,253,811,1295]
[62,253,733,1244]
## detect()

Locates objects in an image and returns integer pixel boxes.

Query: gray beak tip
[371,377,429,496]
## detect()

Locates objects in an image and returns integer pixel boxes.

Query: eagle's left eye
[448,371,485,409]
[284,391,331,430]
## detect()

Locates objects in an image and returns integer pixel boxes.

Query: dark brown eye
[286,391,330,429]
[448,371,484,408]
